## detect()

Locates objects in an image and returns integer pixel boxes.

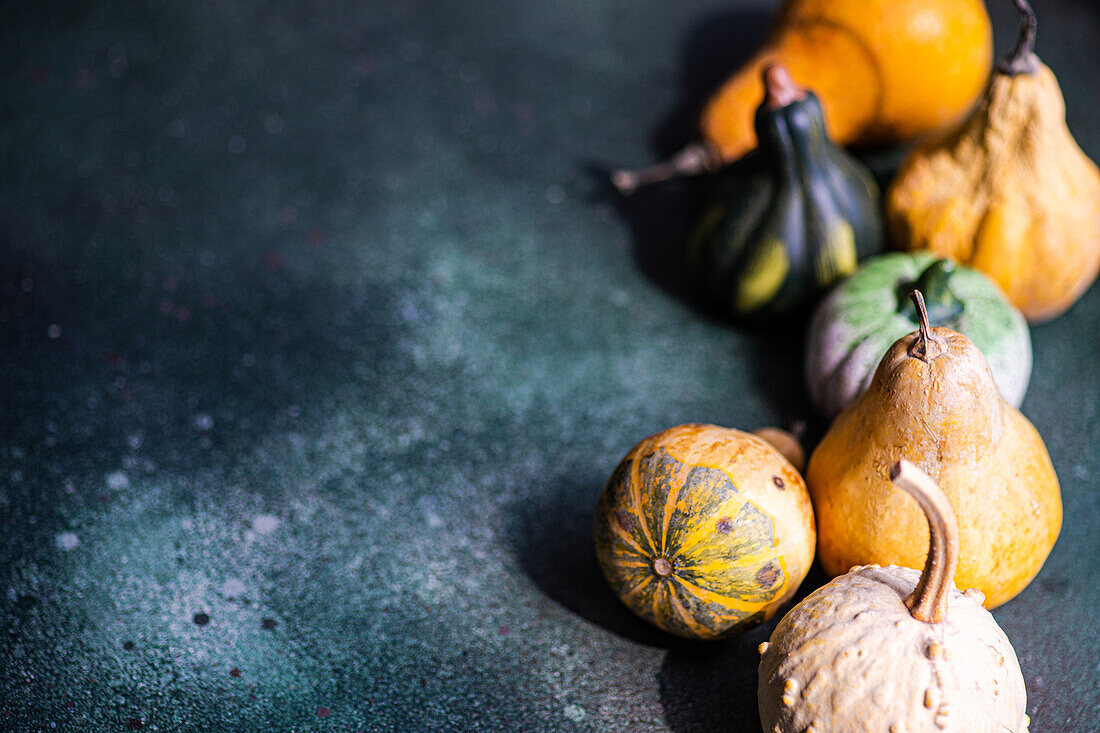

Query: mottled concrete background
[2,1,1098,730]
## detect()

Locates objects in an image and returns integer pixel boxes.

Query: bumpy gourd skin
[593,424,816,639]
[807,327,1061,609]
[888,60,1100,322]
[758,565,1029,732]
[691,91,882,320]
[701,0,992,161]
[805,253,1031,419]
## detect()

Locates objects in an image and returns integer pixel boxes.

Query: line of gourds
[593,0,1096,729]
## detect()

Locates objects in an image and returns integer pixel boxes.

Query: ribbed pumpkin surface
[594,425,815,639]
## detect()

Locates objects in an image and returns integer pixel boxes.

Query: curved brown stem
[889,460,959,624]
[907,290,947,362]
[999,0,1039,76]
[610,143,723,195]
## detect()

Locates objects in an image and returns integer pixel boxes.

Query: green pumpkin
[690,67,883,320]
[806,253,1032,419]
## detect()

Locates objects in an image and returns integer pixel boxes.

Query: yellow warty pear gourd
[806,292,1061,609]
[887,0,1100,322]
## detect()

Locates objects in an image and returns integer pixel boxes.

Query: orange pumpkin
[593,424,816,639]
[613,0,993,191]
[702,0,993,161]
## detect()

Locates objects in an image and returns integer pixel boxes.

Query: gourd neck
[999,0,1039,76]
[906,290,948,362]
[755,64,818,180]
[898,259,963,324]
[889,460,959,624]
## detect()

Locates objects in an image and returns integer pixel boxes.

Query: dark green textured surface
[2,1,1098,730]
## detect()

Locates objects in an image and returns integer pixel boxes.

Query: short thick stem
[889,460,959,624]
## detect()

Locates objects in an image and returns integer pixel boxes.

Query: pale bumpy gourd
[759,460,1029,732]
[806,291,1061,608]
[806,254,1031,419]
[887,0,1100,322]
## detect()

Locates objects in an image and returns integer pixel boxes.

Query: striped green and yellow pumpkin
[593,424,816,639]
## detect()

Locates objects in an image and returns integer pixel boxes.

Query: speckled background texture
[2,1,1098,730]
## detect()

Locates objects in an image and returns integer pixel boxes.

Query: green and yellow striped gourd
[593,424,816,639]
[690,65,883,320]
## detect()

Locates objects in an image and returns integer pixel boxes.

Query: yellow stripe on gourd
[815,220,857,285]
[668,591,708,636]
[672,497,750,557]
[691,551,778,577]
[660,460,691,556]
[620,573,655,604]
[608,557,653,570]
[673,575,770,613]
[735,237,789,312]
[609,514,651,558]
[627,455,658,556]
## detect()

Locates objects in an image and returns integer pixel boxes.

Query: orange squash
[613,0,992,191]
[593,424,815,639]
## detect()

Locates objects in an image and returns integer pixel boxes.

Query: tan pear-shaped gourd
[759,460,1029,732]
[806,292,1061,609]
[887,0,1100,322]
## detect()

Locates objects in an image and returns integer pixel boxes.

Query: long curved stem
[999,0,1039,76]
[610,143,722,195]
[889,460,959,624]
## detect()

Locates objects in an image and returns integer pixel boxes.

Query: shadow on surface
[592,168,715,316]
[659,624,773,732]
[652,8,772,156]
[659,563,827,732]
[743,319,825,444]
[595,7,772,316]
[589,166,825,437]
[510,476,680,648]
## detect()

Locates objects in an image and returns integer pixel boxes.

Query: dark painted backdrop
[2,0,1098,730]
